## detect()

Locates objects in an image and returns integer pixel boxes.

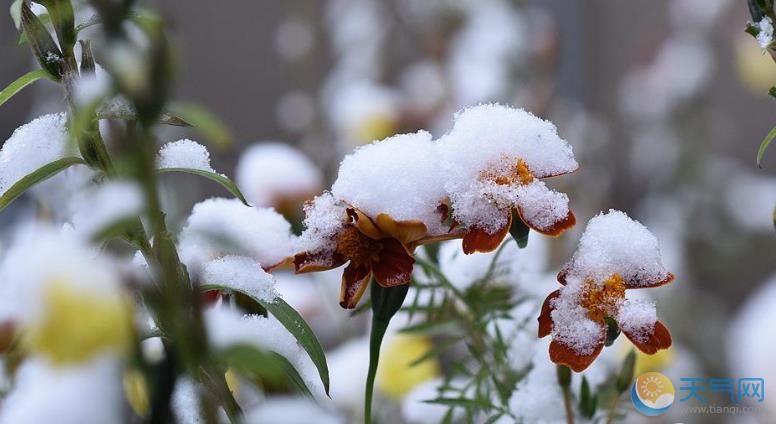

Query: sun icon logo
[631,372,675,416]
[638,374,665,401]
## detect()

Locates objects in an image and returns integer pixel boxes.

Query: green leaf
[217,344,286,383]
[579,376,597,419]
[757,125,776,168]
[166,102,232,148]
[36,0,76,58]
[274,353,315,398]
[509,210,530,248]
[769,86,776,99]
[20,2,63,80]
[157,168,248,206]
[616,349,636,394]
[423,397,493,409]
[200,284,330,396]
[0,157,85,212]
[0,69,51,108]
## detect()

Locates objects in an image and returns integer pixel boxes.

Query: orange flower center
[335,225,382,265]
[481,158,535,186]
[579,274,626,322]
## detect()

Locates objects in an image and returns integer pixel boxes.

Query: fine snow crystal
[156,139,216,173]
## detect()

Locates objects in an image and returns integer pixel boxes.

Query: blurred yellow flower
[377,334,440,400]
[353,115,397,146]
[24,281,133,365]
[123,369,150,417]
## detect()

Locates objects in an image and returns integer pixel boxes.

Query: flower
[537,210,674,372]
[437,104,578,254]
[460,157,577,254]
[295,206,427,309]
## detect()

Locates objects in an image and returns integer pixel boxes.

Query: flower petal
[518,207,576,237]
[538,290,561,338]
[339,262,372,309]
[624,272,675,290]
[462,211,512,254]
[372,238,415,288]
[294,251,345,273]
[349,208,383,240]
[374,213,428,245]
[622,321,672,355]
[549,324,606,372]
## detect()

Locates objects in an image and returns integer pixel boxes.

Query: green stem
[605,393,620,424]
[364,317,389,424]
[562,385,575,424]
[365,279,410,423]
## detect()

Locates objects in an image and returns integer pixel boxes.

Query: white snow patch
[157,139,216,173]
[332,131,446,234]
[235,143,322,207]
[201,256,278,303]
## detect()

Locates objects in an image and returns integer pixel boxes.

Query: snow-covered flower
[294,130,457,309]
[235,143,322,210]
[757,17,774,49]
[438,104,578,254]
[538,210,674,371]
[294,197,427,309]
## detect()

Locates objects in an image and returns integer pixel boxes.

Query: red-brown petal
[557,265,571,285]
[538,290,561,338]
[372,238,415,288]
[293,251,346,273]
[339,262,372,309]
[622,321,672,355]
[517,207,576,237]
[462,212,512,254]
[549,325,606,372]
[625,272,675,290]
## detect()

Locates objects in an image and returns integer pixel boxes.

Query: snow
[332,130,447,234]
[549,279,607,355]
[73,65,111,106]
[296,192,347,254]
[201,256,278,303]
[728,274,776,414]
[0,356,123,424]
[235,143,322,207]
[69,181,144,237]
[513,181,571,231]
[177,198,296,275]
[438,104,577,233]
[401,379,461,424]
[0,114,78,197]
[617,298,658,342]
[157,139,216,173]
[758,17,774,49]
[244,397,343,424]
[560,210,670,286]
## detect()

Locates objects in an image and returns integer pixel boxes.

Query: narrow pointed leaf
[20,2,63,80]
[0,157,85,212]
[200,284,330,396]
[757,126,776,168]
[0,69,51,107]
[157,168,248,206]
[166,103,232,148]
